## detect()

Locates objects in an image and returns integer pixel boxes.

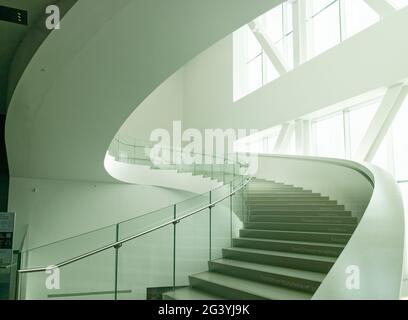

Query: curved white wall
[118,70,184,143]
[314,164,405,299]
[252,154,405,299]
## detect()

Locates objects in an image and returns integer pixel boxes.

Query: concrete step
[248,215,356,224]
[248,204,345,210]
[209,258,325,293]
[222,247,336,273]
[246,189,315,197]
[250,182,292,184]
[244,222,357,233]
[248,193,323,198]
[247,193,330,202]
[240,229,351,244]
[163,287,224,300]
[248,210,352,217]
[248,186,304,191]
[248,200,338,205]
[232,237,345,257]
[189,272,313,300]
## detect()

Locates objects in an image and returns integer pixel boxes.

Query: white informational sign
[0,213,15,266]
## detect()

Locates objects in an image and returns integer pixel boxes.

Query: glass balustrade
[16,138,251,300]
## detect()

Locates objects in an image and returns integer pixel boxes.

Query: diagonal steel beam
[355,84,408,162]
[273,123,294,153]
[248,21,289,76]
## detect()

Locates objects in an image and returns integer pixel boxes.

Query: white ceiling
[5,0,282,181]
[0,0,59,113]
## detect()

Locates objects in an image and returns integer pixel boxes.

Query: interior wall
[183,36,233,131]
[8,177,193,250]
[118,70,184,142]
[182,7,408,134]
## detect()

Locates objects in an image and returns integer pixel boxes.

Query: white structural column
[294,119,304,154]
[292,0,307,67]
[343,110,352,159]
[363,0,396,17]
[247,21,289,76]
[302,119,312,155]
[294,119,312,155]
[273,123,294,153]
[355,84,408,162]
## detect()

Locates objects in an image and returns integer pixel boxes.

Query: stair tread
[233,237,345,248]
[241,229,352,236]
[248,199,331,201]
[245,222,356,226]
[163,287,224,300]
[249,208,351,217]
[191,272,313,300]
[224,247,337,263]
[211,258,326,282]
[251,210,350,212]
[250,204,342,206]
[248,191,314,194]
[250,215,354,218]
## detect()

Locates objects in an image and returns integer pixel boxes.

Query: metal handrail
[18,177,252,274]
[111,137,250,167]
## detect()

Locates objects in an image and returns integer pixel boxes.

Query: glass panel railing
[175,206,210,290]
[232,180,249,224]
[17,179,250,300]
[21,248,116,300]
[20,225,116,271]
[210,183,234,260]
[175,193,210,219]
[16,137,250,300]
[118,206,174,240]
[117,224,174,300]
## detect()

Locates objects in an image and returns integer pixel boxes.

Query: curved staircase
[17,150,405,300]
[164,178,357,300]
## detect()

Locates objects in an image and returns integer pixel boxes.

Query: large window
[234,2,293,100]
[234,26,280,100]
[312,98,380,159]
[234,0,381,100]
[307,0,342,58]
[400,183,408,209]
[369,96,408,231]
[389,0,408,9]
[258,2,294,70]
[313,112,345,158]
[343,0,380,39]
[307,0,380,58]
[391,99,408,181]
[233,126,282,154]
[348,101,378,155]
[372,95,408,181]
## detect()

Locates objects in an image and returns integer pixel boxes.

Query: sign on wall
[0,213,15,266]
[0,5,28,26]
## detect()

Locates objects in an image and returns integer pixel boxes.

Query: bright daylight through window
[233,0,398,101]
